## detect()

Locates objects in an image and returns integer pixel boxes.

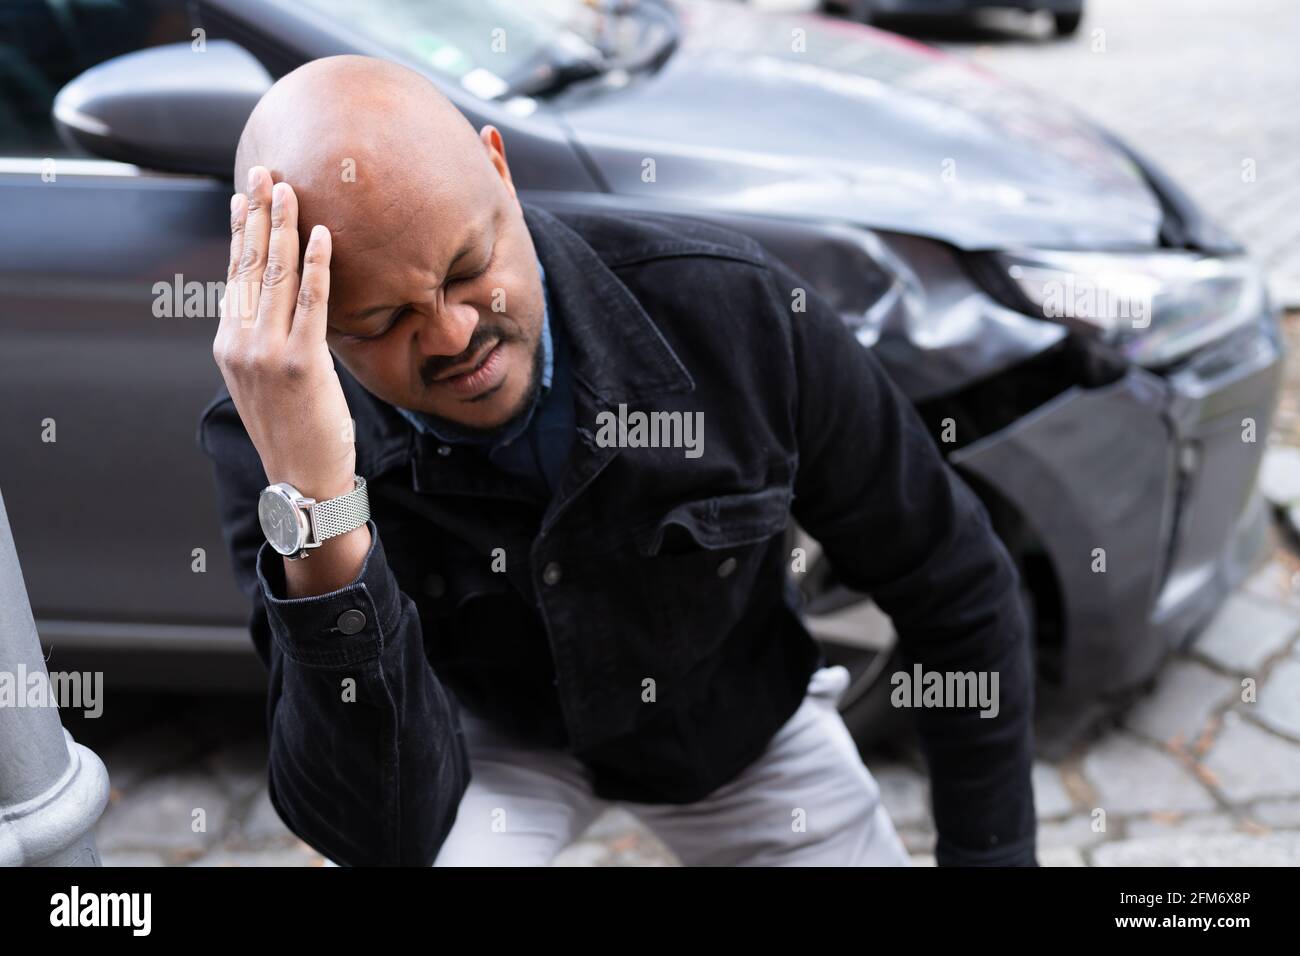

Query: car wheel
[789,526,908,754]
[826,631,913,755]
[790,524,1037,757]
[1053,11,1083,36]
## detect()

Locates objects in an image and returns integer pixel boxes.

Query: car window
[293,0,638,100]
[0,0,193,157]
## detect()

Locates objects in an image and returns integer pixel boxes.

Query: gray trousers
[421,664,912,867]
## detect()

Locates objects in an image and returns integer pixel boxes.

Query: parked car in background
[819,0,1085,36]
[0,0,1280,753]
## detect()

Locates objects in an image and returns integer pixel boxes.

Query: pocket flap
[636,486,792,557]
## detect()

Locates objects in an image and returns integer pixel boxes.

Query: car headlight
[980,249,1267,368]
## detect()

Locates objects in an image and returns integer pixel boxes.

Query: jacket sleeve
[196,394,471,866]
[766,258,1038,867]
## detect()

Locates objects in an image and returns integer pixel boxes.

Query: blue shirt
[394,260,574,497]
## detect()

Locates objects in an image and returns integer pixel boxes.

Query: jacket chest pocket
[631,485,791,671]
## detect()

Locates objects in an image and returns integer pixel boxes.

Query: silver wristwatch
[257,475,369,560]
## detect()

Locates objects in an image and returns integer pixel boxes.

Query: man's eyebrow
[337,225,489,326]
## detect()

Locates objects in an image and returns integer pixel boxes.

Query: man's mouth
[430,338,507,397]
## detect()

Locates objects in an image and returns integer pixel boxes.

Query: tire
[790,524,1037,758]
[1053,11,1083,36]
[831,641,914,756]
[790,525,911,755]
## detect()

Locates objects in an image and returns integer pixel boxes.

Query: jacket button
[436,444,452,457]
[424,573,446,598]
[716,556,738,579]
[542,562,563,586]
[337,609,367,635]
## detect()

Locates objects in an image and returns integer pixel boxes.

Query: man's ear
[480,125,517,199]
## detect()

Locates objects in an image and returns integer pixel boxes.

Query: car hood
[555,0,1163,250]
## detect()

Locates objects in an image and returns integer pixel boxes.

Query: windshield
[295,0,674,101]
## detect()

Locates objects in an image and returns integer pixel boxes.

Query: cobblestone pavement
[67,0,1300,868]
[924,0,1300,308]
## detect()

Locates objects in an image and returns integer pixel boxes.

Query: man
[198,55,1037,867]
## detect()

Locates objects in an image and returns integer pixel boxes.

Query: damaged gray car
[0,0,1282,753]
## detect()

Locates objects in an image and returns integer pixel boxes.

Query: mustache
[419,324,516,386]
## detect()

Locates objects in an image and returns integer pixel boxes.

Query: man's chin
[439,396,525,432]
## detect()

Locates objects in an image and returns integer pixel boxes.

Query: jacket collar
[521,203,694,406]
[343,202,695,496]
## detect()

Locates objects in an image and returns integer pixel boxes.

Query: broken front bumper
[948,309,1284,698]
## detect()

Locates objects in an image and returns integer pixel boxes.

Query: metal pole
[0,485,109,866]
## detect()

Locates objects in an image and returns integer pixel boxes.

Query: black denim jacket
[197,203,1037,867]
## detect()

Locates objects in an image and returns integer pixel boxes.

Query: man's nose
[413,300,478,357]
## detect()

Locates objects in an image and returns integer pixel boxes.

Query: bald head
[231,55,546,432]
[235,55,491,260]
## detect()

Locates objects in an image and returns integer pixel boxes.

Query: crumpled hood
[557,0,1162,250]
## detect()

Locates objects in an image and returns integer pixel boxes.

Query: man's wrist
[283,521,372,598]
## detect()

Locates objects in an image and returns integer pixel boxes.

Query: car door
[0,0,249,649]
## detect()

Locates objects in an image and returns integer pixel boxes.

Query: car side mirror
[52,41,271,179]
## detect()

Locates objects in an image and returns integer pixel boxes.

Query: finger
[254,181,301,341]
[219,193,249,335]
[234,165,274,328]
[289,224,332,347]
[226,192,247,284]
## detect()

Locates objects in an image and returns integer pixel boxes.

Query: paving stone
[873,763,930,828]
[188,845,325,867]
[1241,557,1300,611]
[554,834,678,867]
[1203,711,1300,802]
[1039,847,1087,867]
[1247,799,1300,828]
[98,721,204,792]
[1254,652,1300,740]
[552,841,611,867]
[1192,592,1300,673]
[571,809,680,866]
[1124,813,1237,839]
[206,737,269,804]
[240,786,297,846]
[581,806,648,840]
[1122,658,1236,746]
[1259,445,1300,507]
[1038,815,1107,850]
[1273,276,1300,312]
[897,827,936,854]
[96,774,230,853]
[1081,734,1216,815]
[1033,762,1075,818]
[99,850,168,867]
[1093,832,1300,866]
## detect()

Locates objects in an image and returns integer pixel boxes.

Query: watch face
[258,487,304,556]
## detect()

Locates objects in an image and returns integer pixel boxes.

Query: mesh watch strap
[309,475,369,542]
